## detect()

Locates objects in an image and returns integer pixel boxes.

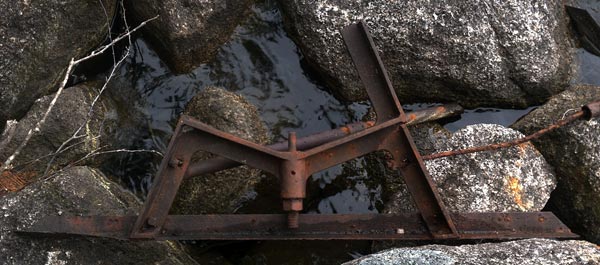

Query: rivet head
[147,217,159,227]
[168,158,183,168]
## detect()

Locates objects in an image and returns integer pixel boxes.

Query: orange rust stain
[340,126,351,134]
[365,121,375,127]
[408,114,417,121]
[507,176,526,209]
[0,168,37,193]
[516,142,534,157]
[436,106,445,113]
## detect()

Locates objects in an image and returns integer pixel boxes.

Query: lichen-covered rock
[424,124,556,212]
[0,0,116,124]
[172,86,269,214]
[127,0,253,73]
[279,0,572,108]
[0,166,197,264]
[512,84,600,243]
[0,82,116,179]
[345,239,600,265]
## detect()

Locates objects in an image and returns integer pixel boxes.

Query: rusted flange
[582,100,600,120]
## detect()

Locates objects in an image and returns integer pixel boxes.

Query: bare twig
[0,59,76,172]
[43,5,157,177]
[73,15,158,65]
[12,134,96,170]
[39,147,163,182]
[0,6,158,173]
[70,148,164,166]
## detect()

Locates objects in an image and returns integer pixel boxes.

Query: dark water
[94,0,599,263]
[572,0,600,86]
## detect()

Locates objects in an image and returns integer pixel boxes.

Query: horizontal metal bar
[22,212,577,240]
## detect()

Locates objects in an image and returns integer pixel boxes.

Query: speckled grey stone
[345,238,600,265]
[127,0,253,73]
[0,82,116,177]
[384,123,556,214]
[171,86,269,214]
[512,84,600,243]
[0,0,117,125]
[425,124,556,212]
[0,166,197,265]
[279,0,572,108]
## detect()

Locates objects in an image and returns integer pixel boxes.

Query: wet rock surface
[0,166,197,265]
[0,0,116,124]
[279,0,572,107]
[345,238,600,265]
[172,86,269,214]
[512,84,600,243]
[127,0,253,73]
[0,82,116,179]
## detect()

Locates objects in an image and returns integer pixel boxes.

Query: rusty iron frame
[24,21,577,241]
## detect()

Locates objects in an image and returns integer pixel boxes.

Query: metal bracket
[23,21,577,241]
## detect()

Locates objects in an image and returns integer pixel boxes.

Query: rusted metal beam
[343,21,458,239]
[184,103,464,178]
[342,22,405,124]
[25,212,576,240]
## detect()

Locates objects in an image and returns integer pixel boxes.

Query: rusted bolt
[168,158,184,168]
[146,217,159,227]
[282,199,303,211]
[288,132,297,152]
[400,158,409,168]
[287,211,299,229]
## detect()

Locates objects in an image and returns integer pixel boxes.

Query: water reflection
[575,49,600,86]
[104,1,372,211]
